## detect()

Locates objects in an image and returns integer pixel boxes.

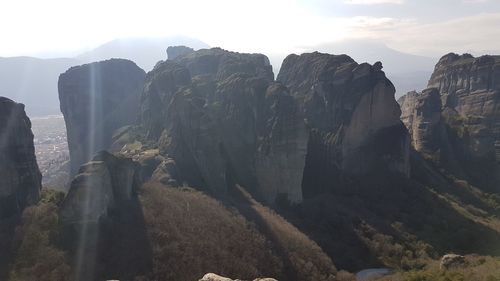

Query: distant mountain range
[0,56,79,116]
[0,36,209,117]
[76,36,209,71]
[0,37,435,117]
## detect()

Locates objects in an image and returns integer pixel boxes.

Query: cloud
[346,12,500,57]
[344,0,404,4]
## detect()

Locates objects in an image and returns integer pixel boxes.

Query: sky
[1,0,500,58]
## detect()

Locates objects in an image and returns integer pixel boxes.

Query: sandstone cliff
[58,59,146,176]
[140,48,409,203]
[277,53,410,198]
[399,53,500,191]
[0,97,41,218]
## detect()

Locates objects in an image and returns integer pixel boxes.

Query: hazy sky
[2,0,500,57]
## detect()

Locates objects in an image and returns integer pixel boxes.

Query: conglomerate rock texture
[140,48,409,203]
[58,59,146,176]
[0,97,41,218]
[399,53,500,191]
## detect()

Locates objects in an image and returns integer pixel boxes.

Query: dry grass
[379,255,500,281]
[139,182,284,280]
[232,185,337,281]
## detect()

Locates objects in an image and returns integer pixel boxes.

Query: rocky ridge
[0,97,41,218]
[138,48,409,203]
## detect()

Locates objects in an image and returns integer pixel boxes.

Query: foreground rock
[59,59,146,176]
[0,97,41,218]
[60,151,142,223]
[60,151,149,281]
[399,53,500,191]
[440,254,466,270]
[199,273,278,281]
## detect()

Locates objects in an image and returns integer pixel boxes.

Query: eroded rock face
[167,45,194,60]
[142,48,277,199]
[399,88,443,158]
[278,53,410,197]
[0,97,41,218]
[60,151,141,223]
[59,59,146,176]
[400,53,500,190]
[60,151,149,281]
[140,48,409,202]
[256,83,308,203]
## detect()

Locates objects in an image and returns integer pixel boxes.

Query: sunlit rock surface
[400,53,500,191]
[0,97,41,218]
[277,53,410,198]
[58,59,146,176]
[60,151,141,223]
[60,151,149,281]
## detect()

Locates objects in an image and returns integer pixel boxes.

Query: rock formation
[140,48,409,203]
[277,53,410,198]
[58,59,146,176]
[60,151,142,223]
[399,53,500,191]
[0,97,41,218]
[399,88,443,158]
[60,151,149,281]
[167,45,194,60]
[141,48,277,199]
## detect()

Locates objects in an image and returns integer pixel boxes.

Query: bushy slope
[279,172,500,273]
[139,182,284,280]
[230,185,337,281]
[8,190,70,281]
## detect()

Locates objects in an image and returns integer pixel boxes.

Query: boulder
[440,254,466,270]
[58,59,146,176]
[199,273,278,281]
[0,97,41,218]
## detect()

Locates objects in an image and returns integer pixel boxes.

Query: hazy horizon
[2,0,500,59]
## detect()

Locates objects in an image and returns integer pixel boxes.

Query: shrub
[379,255,500,281]
[233,186,337,281]
[8,189,71,281]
